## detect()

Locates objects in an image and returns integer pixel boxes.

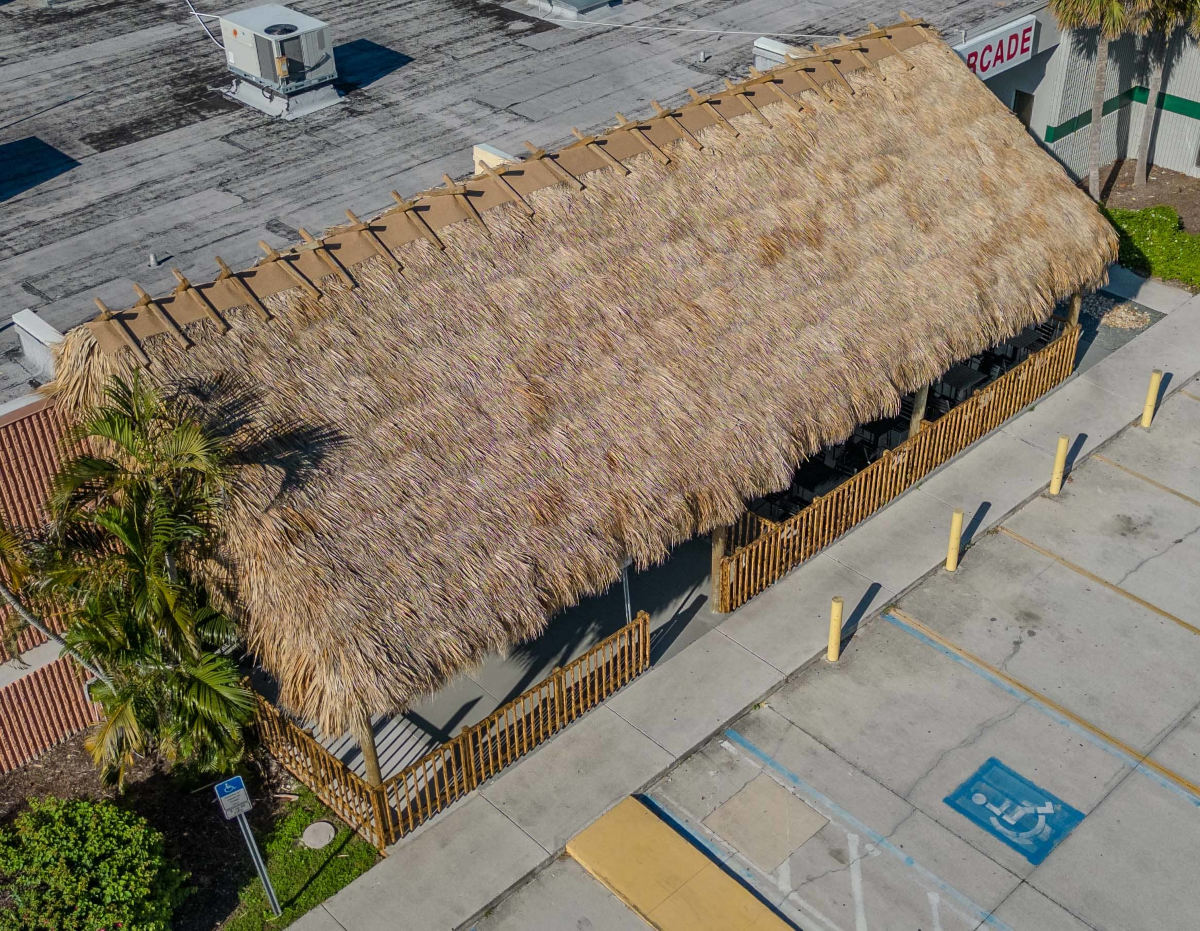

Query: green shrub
[0,797,188,931]
[1104,204,1200,289]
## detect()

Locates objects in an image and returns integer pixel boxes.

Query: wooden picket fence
[255,611,652,851]
[0,656,101,773]
[718,324,1081,612]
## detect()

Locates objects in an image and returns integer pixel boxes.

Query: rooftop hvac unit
[219,4,341,118]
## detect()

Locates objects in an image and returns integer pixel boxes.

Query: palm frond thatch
[48,39,1118,733]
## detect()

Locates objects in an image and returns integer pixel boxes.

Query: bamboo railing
[718,325,1081,612]
[255,610,651,851]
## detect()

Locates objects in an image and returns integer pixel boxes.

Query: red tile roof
[0,397,68,660]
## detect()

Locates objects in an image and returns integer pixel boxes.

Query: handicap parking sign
[945,758,1083,864]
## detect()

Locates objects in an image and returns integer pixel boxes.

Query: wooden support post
[132,283,190,349]
[172,269,229,333]
[711,523,730,613]
[651,100,704,150]
[615,112,671,164]
[299,228,355,287]
[827,596,844,662]
[570,128,631,175]
[389,193,445,250]
[215,256,271,321]
[746,70,815,138]
[258,241,320,298]
[908,384,929,439]
[351,711,383,789]
[523,141,585,190]
[1067,291,1082,327]
[687,88,740,137]
[440,174,491,236]
[345,210,401,272]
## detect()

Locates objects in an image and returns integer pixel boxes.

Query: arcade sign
[954,15,1038,79]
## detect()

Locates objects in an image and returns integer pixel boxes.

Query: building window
[1012,89,1035,128]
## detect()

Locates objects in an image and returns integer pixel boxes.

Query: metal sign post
[215,776,282,917]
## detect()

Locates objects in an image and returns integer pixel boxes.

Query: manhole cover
[301,820,336,849]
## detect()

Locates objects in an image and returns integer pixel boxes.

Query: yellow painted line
[1180,389,1200,403]
[997,526,1200,638]
[889,608,1200,799]
[566,797,788,930]
[1092,454,1200,509]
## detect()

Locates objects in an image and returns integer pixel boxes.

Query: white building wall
[1046,27,1200,179]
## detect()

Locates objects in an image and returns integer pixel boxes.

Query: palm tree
[41,375,252,787]
[1050,0,1152,199]
[1132,0,1200,185]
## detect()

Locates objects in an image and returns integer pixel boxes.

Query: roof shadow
[333,39,413,92]
[0,137,80,202]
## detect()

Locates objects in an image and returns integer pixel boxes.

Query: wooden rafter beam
[569,128,630,175]
[216,255,271,321]
[94,297,150,366]
[299,227,355,287]
[523,141,585,190]
[651,100,704,150]
[687,88,739,137]
[614,112,671,164]
[345,210,401,272]
[388,192,446,250]
[172,269,229,333]
[132,282,190,348]
[258,241,320,298]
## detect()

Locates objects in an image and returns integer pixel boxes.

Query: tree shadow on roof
[333,40,412,92]
[0,138,80,202]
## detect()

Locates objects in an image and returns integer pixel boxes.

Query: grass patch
[1104,204,1200,290]
[222,789,378,930]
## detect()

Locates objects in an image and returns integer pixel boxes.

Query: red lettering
[994,41,1006,66]
[981,43,993,72]
[967,50,978,72]
[1020,25,1033,54]
[1008,34,1019,58]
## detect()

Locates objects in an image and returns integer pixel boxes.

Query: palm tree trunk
[0,580,113,689]
[1089,33,1111,201]
[351,710,383,788]
[1134,34,1166,187]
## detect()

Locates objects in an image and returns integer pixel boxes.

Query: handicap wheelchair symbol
[946,758,1084,864]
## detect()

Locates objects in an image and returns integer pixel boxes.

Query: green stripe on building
[1045,86,1200,142]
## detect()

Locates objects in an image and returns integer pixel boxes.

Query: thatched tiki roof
[48,19,1117,734]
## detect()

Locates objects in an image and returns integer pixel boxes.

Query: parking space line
[996,527,1200,637]
[1091,454,1200,508]
[724,728,1016,930]
[884,609,1200,805]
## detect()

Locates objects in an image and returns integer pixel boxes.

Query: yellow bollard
[826,596,844,662]
[1049,434,1069,496]
[1141,369,1163,428]
[946,509,964,572]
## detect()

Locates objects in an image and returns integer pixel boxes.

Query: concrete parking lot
[640,379,1200,930]
[473,378,1200,931]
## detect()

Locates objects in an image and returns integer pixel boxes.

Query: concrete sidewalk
[297,278,1200,931]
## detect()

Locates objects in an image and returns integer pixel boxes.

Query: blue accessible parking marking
[945,757,1084,864]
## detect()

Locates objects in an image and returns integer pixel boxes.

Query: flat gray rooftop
[0,0,1033,401]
